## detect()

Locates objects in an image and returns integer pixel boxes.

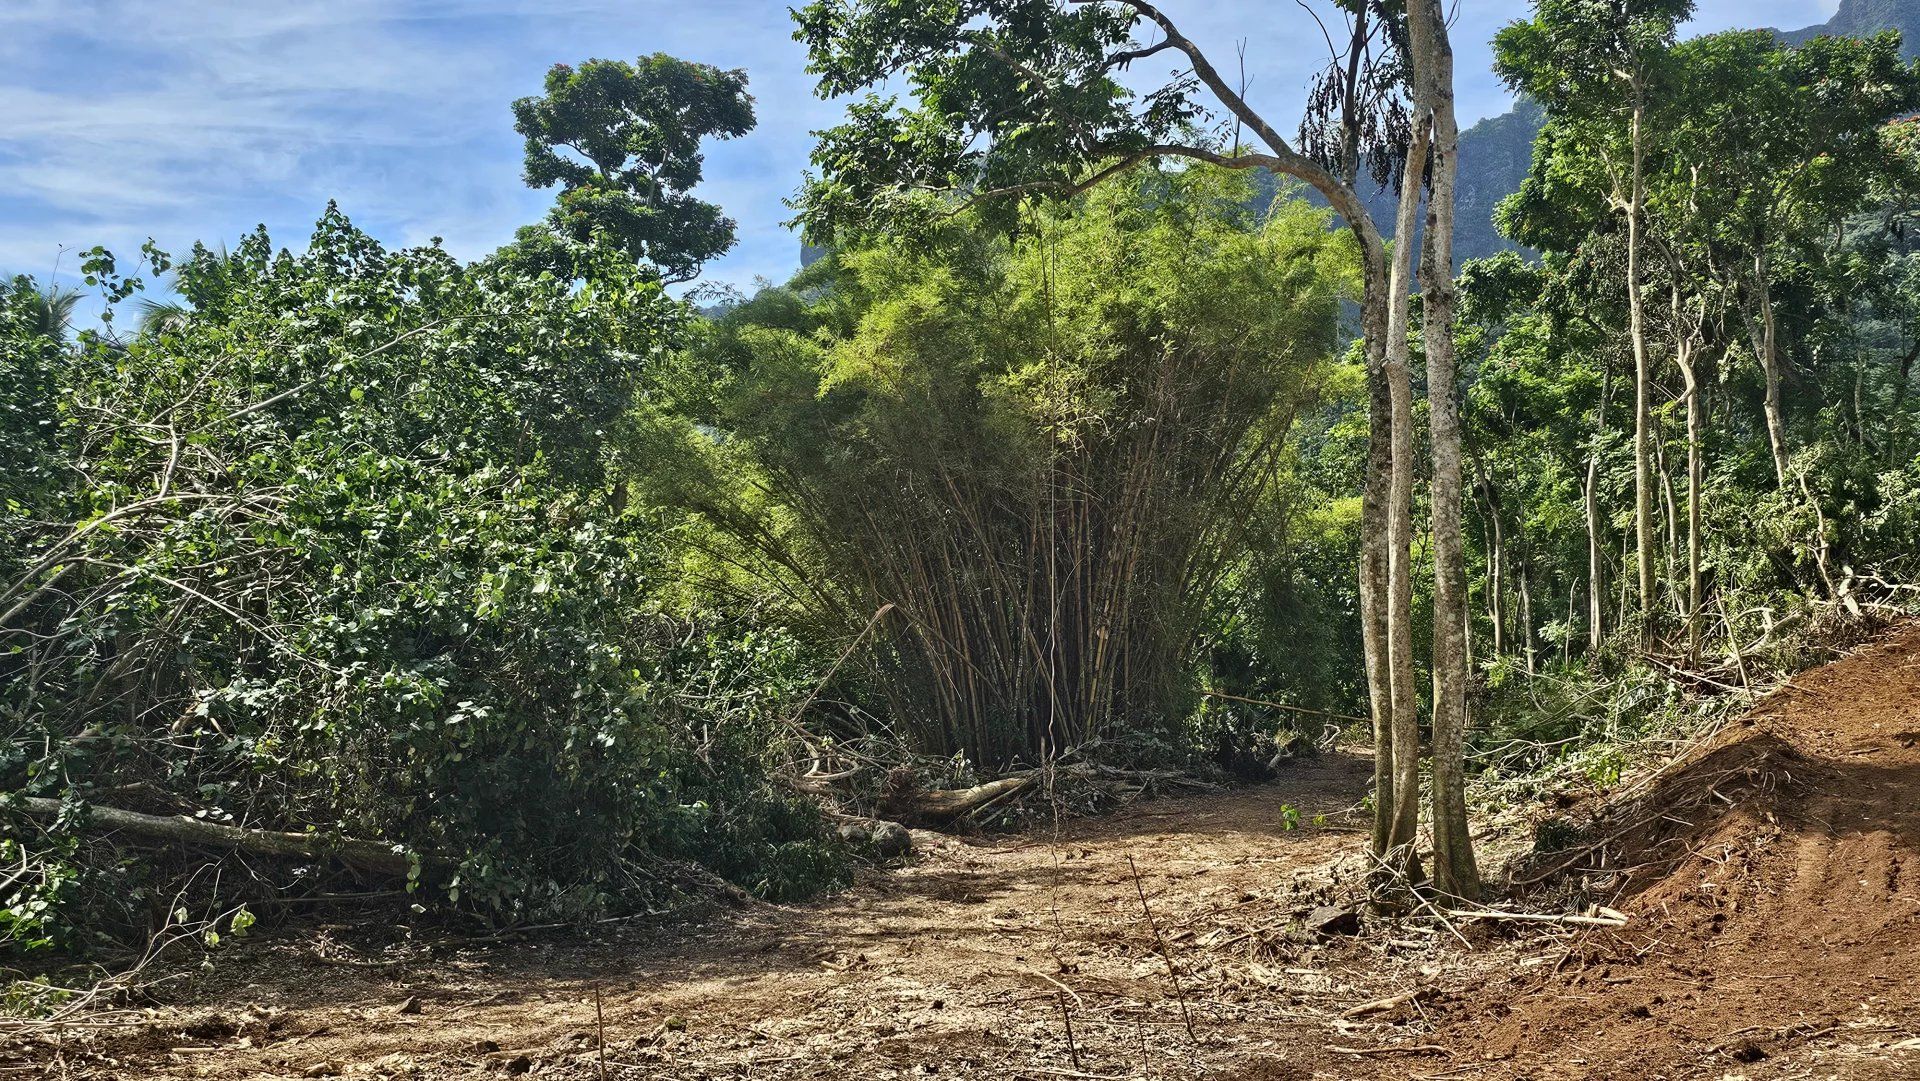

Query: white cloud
[0,0,1868,294]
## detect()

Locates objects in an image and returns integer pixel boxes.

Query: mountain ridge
[1447,0,1920,261]
[798,1,1917,270]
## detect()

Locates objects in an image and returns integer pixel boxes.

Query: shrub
[0,211,845,959]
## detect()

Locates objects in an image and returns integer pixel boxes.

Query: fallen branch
[1343,988,1429,1018]
[1442,906,1628,928]
[15,797,416,876]
[1330,1044,1449,1057]
[1199,688,1370,724]
[1126,853,1197,1041]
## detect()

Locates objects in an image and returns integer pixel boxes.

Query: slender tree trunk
[1361,289,1396,861]
[1753,259,1791,489]
[1412,0,1477,900]
[1381,112,1431,891]
[1616,529,1632,633]
[1516,538,1537,676]
[1586,363,1613,657]
[1563,577,1576,667]
[1314,2,1397,865]
[1627,91,1656,647]
[1747,262,1837,595]
[1488,497,1507,657]
[1655,426,1682,618]
[1677,339,1703,662]
[1890,338,1918,465]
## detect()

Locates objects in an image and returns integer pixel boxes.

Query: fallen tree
[878,771,1034,828]
[15,798,417,877]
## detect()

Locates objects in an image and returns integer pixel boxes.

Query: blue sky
[0,0,1843,302]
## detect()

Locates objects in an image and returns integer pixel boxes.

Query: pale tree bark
[1585,363,1614,655]
[1668,281,1705,661]
[1486,485,1507,656]
[1684,357,1703,654]
[1338,3,1397,865]
[1381,111,1430,889]
[1091,0,1408,855]
[1409,0,1477,901]
[1655,427,1681,616]
[1751,259,1791,489]
[1627,87,1657,647]
[1516,535,1538,675]
[1361,292,1396,860]
[1742,255,1837,596]
[1094,0,1447,890]
[1616,530,1632,634]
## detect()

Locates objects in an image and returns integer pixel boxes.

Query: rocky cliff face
[1775,0,1920,50]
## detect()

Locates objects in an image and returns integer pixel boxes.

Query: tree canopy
[511,54,755,282]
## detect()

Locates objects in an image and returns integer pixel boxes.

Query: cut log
[1343,987,1429,1018]
[15,797,416,877]
[877,771,1033,828]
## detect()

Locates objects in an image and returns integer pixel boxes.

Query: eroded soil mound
[1438,622,1920,1079]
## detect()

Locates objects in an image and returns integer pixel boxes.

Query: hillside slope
[1777,0,1920,47]
[1431,620,1920,1078]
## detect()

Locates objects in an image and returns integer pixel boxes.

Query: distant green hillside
[1445,0,1918,262]
[1439,98,1545,263]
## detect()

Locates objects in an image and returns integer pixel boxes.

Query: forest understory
[9,620,1918,1081]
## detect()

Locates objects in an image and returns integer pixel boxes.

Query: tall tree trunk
[1746,262,1836,595]
[1516,537,1537,676]
[1563,577,1577,667]
[1321,0,1397,865]
[1627,90,1656,647]
[1412,0,1477,900]
[1488,493,1507,657]
[1586,363,1614,656]
[1380,112,1431,891]
[1655,426,1682,618]
[1890,338,1918,466]
[1361,290,1396,861]
[1677,338,1703,662]
[1616,529,1632,633]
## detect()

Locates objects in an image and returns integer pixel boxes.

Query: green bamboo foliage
[646,168,1355,766]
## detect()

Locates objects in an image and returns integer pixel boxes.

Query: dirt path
[13,623,1920,1080]
[23,756,1403,1080]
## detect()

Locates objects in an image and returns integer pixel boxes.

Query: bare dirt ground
[10,622,1920,1080]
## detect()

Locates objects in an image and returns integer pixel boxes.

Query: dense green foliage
[1400,0,1920,264]
[640,169,1357,766]
[510,55,755,283]
[792,0,1228,242]
[1,163,1359,968]
[1457,11,1920,756]
[0,213,843,957]
[8,0,1920,986]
